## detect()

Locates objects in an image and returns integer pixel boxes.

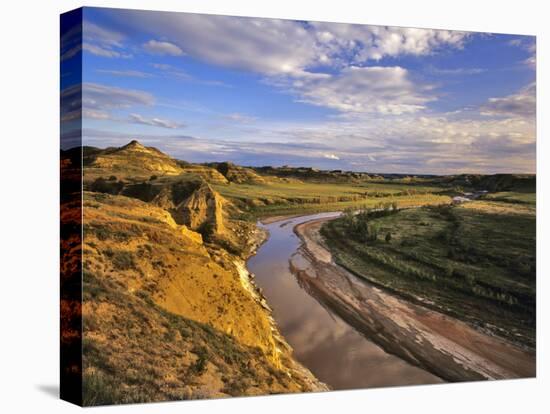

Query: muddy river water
[247,212,443,390]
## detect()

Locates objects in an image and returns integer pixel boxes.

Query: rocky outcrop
[176,182,225,236]
[180,165,229,184]
[214,162,267,184]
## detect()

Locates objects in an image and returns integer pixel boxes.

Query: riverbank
[292,216,536,382]
[238,224,329,392]
[248,213,442,389]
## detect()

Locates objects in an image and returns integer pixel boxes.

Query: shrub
[83,371,121,406]
[189,346,209,375]
[108,249,137,271]
[90,177,124,195]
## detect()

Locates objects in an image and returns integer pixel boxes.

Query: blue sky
[61,7,536,174]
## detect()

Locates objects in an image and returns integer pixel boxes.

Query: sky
[61,7,536,174]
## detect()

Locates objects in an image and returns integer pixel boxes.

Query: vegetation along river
[247,212,443,390]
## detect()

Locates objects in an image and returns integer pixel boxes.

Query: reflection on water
[247,213,442,390]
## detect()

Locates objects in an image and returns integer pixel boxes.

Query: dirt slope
[78,188,325,404]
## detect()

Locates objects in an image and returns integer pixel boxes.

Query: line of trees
[341,202,398,242]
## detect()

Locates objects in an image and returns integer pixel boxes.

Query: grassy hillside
[321,200,536,348]
[79,191,321,404]
[70,141,329,405]
[213,181,450,218]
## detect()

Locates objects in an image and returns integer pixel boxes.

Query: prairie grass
[321,201,536,348]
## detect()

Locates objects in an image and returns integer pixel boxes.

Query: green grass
[482,191,536,205]
[321,201,536,348]
[212,181,450,218]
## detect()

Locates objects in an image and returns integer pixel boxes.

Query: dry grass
[80,192,317,404]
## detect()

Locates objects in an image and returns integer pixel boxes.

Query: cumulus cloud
[128,113,185,129]
[143,40,184,56]
[110,10,469,76]
[481,83,536,117]
[310,23,469,64]
[98,11,473,115]
[289,66,435,115]
[137,14,317,75]
[77,12,535,173]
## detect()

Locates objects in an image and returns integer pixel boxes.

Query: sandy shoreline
[260,213,304,225]
[291,216,536,382]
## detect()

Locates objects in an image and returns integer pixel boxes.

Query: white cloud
[101,11,472,115]
[78,12,535,173]
[62,83,186,129]
[96,69,154,78]
[61,23,86,62]
[524,55,536,68]
[143,40,184,56]
[151,63,172,70]
[82,21,132,58]
[82,105,535,174]
[82,109,112,120]
[128,113,185,129]
[112,10,468,77]
[82,83,155,110]
[79,86,535,173]
[289,66,434,115]
[508,37,536,69]
[311,23,469,64]
[61,82,156,123]
[481,83,536,117]
[150,62,231,87]
[223,113,257,123]
[427,66,486,75]
[85,22,125,47]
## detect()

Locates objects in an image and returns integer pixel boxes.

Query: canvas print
[60,7,536,406]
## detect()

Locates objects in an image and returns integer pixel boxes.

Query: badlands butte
[61,140,535,405]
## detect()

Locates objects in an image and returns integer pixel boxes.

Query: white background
[0,0,547,412]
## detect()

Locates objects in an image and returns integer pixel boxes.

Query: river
[247,212,442,390]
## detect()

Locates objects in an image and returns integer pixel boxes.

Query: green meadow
[321,200,536,348]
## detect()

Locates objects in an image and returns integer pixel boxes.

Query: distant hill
[206,162,267,184]
[82,141,229,184]
[251,165,374,183]
[84,140,183,176]
[433,174,536,192]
